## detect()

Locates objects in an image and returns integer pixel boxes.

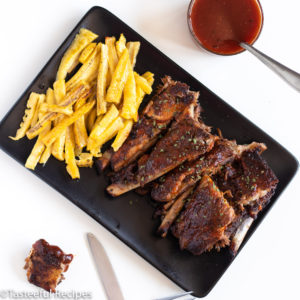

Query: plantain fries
[134,72,152,94]
[127,41,140,68]
[116,34,126,58]
[92,116,124,150]
[26,112,58,140]
[73,98,88,151]
[39,141,52,164]
[26,83,91,140]
[96,43,109,115]
[105,37,119,75]
[142,71,154,84]
[41,103,73,116]
[121,68,136,119]
[53,79,66,103]
[76,152,93,168]
[57,28,98,80]
[12,29,155,179]
[106,48,130,104]
[39,88,55,164]
[45,87,55,105]
[134,72,155,122]
[112,119,133,151]
[10,93,41,140]
[87,104,119,150]
[25,123,51,170]
[79,42,97,64]
[65,126,80,179]
[52,119,66,161]
[43,100,95,147]
[66,44,101,91]
[30,94,46,128]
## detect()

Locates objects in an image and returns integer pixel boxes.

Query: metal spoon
[240,42,300,92]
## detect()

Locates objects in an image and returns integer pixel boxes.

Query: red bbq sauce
[189,0,263,55]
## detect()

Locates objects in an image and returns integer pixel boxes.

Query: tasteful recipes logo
[0,290,92,299]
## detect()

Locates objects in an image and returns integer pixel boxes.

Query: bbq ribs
[170,144,278,255]
[24,239,73,292]
[101,75,278,256]
[172,175,236,255]
[107,108,217,196]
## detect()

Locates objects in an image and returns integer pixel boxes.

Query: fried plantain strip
[75,152,94,168]
[105,37,119,75]
[52,82,91,160]
[121,68,136,120]
[10,93,42,140]
[25,123,51,170]
[96,43,109,115]
[133,73,154,122]
[66,44,101,91]
[53,79,66,103]
[134,72,152,94]
[43,100,95,147]
[116,34,126,58]
[56,28,98,80]
[39,88,55,164]
[65,126,80,179]
[40,103,73,116]
[26,83,91,140]
[106,48,130,104]
[111,119,133,151]
[79,42,97,64]
[91,116,124,151]
[87,104,119,150]
[126,41,140,68]
[30,94,46,128]
[73,98,88,151]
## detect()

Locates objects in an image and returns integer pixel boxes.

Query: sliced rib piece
[172,175,236,255]
[110,76,199,172]
[151,139,238,202]
[24,239,73,292]
[107,154,147,196]
[107,115,216,197]
[138,116,216,185]
[214,146,278,212]
[157,186,194,238]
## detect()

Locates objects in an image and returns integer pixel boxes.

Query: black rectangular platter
[0,7,298,297]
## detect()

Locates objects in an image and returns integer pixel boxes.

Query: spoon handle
[240,42,300,92]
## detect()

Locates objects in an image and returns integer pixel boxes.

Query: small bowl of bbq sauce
[188,0,264,55]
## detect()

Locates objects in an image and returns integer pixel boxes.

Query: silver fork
[153,291,195,300]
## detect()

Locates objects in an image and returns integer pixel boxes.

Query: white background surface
[0,1,299,299]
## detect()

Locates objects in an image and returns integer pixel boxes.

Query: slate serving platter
[0,7,298,297]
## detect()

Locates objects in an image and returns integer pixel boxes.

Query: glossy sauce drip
[34,239,73,266]
[189,0,263,55]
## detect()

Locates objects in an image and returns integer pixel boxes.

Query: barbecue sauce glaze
[189,0,263,55]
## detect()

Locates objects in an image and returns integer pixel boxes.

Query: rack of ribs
[107,110,217,197]
[154,141,266,237]
[102,74,279,257]
[107,76,200,172]
[170,145,278,255]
